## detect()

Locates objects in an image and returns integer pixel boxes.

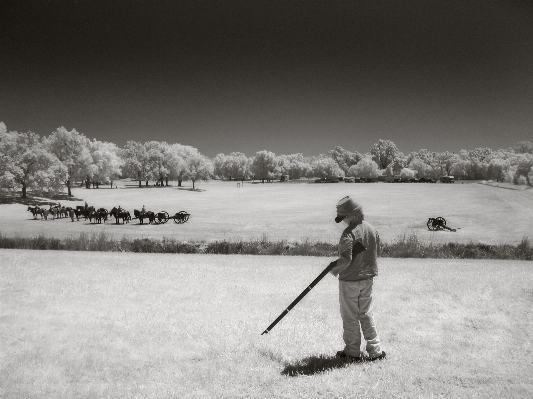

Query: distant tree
[145,141,174,186]
[370,139,401,170]
[487,157,510,183]
[399,167,416,180]
[276,153,312,180]
[514,153,533,186]
[251,150,278,183]
[347,156,379,178]
[311,156,345,179]
[43,127,92,196]
[121,141,151,187]
[212,153,227,179]
[180,150,214,189]
[408,157,433,179]
[514,140,533,154]
[384,154,407,176]
[434,151,460,176]
[0,129,67,198]
[458,147,493,180]
[328,146,362,173]
[223,152,250,180]
[88,140,123,188]
[168,144,198,186]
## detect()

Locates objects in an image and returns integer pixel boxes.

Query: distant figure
[141,205,146,214]
[85,202,88,210]
[69,208,75,222]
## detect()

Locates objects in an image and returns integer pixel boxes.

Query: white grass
[1,180,532,245]
[1,249,532,398]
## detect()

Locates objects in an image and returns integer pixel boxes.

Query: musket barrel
[261,262,335,335]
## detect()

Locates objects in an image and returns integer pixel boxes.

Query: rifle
[261,241,366,335]
[261,261,336,335]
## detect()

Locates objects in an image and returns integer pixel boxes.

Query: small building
[280,174,290,182]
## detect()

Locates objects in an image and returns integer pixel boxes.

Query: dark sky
[1,0,532,158]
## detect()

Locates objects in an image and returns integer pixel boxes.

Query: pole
[261,262,336,335]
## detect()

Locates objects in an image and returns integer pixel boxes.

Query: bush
[0,231,531,260]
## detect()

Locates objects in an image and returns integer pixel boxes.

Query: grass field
[1,180,532,245]
[1,249,532,398]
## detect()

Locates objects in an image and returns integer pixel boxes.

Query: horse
[49,205,62,219]
[88,210,100,224]
[110,207,131,224]
[27,206,41,219]
[94,208,108,224]
[59,207,68,218]
[84,206,95,220]
[134,209,155,225]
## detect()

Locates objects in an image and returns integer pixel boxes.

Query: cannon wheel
[435,217,446,229]
[159,211,170,224]
[427,218,437,231]
[173,211,190,224]
[155,211,169,224]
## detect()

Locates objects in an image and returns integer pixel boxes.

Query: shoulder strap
[348,229,367,257]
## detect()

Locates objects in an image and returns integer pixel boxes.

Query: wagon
[154,211,190,224]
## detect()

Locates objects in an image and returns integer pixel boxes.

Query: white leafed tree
[44,127,92,196]
[311,156,345,179]
[348,156,379,178]
[251,150,278,183]
[89,140,123,188]
[121,141,151,187]
[0,129,66,198]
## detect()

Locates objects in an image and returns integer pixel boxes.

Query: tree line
[1,121,532,198]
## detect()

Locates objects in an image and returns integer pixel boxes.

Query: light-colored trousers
[339,278,382,358]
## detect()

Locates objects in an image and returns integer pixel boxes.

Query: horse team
[26,204,135,224]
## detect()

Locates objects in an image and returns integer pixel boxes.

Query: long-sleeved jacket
[330,220,380,281]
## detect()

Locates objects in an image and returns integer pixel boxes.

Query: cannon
[427,217,456,232]
[154,211,190,224]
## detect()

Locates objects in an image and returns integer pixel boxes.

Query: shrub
[0,231,531,260]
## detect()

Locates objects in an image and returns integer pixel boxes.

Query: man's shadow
[281,354,362,377]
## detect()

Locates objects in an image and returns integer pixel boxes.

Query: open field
[1,180,531,245]
[1,249,532,398]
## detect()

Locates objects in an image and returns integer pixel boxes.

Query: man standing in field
[329,196,386,362]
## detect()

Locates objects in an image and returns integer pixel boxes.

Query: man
[141,205,146,214]
[329,196,386,362]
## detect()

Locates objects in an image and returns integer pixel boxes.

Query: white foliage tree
[89,140,123,188]
[0,129,67,198]
[121,141,151,187]
[370,139,401,170]
[251,150,278,183]
[399,167,416,180]
[145,141,174,186]
[44,127,92,196]
[347,156,379,178]
[311,156,345,179]
[181,151,214,189]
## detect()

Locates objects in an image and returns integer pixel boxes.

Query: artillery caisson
[154,211,190,224]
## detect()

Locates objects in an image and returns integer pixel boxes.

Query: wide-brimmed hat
[335,196,363,223]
